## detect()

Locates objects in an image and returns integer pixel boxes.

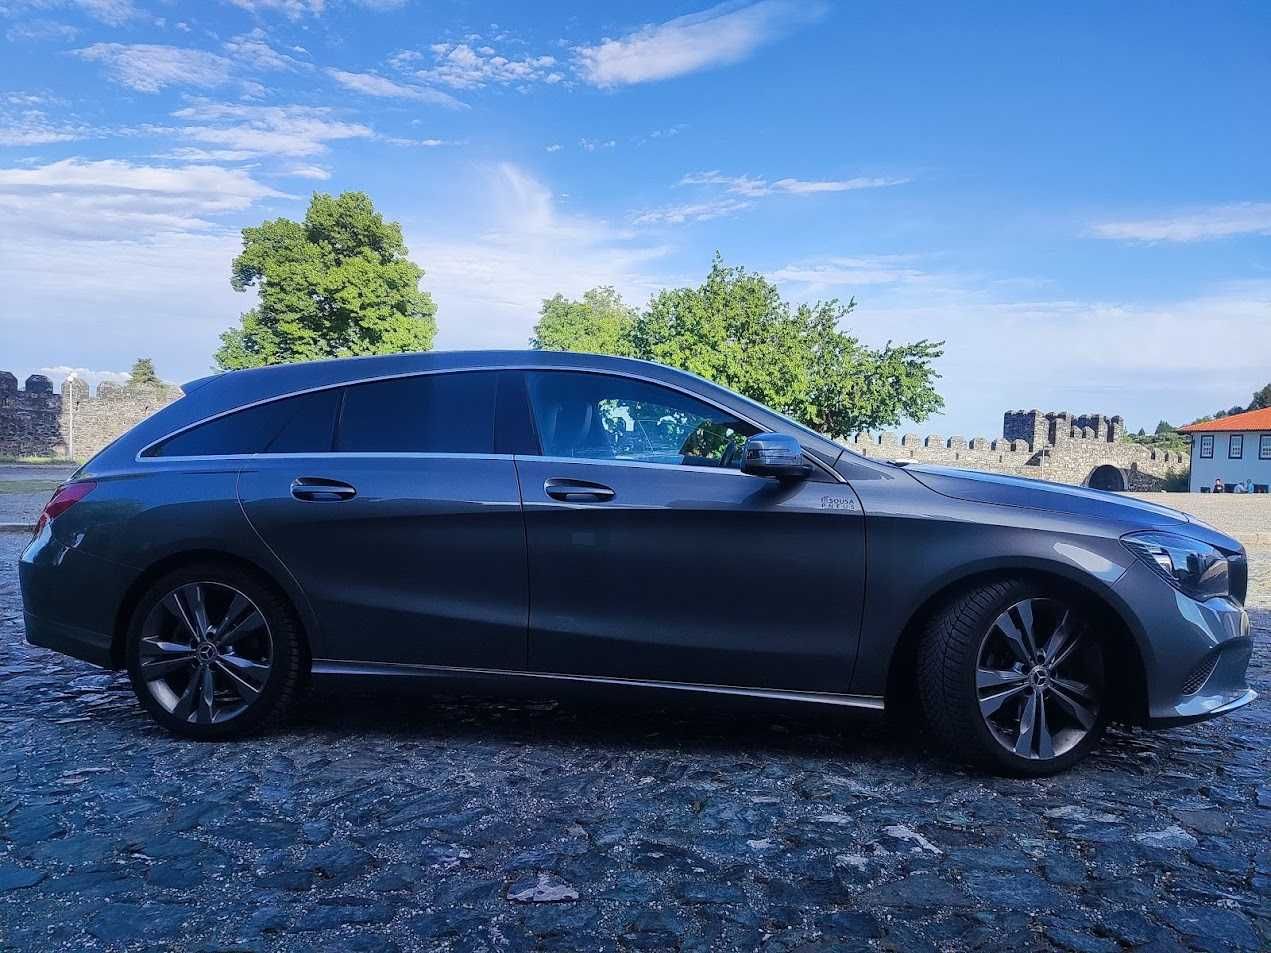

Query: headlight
[1122,531,1230,601]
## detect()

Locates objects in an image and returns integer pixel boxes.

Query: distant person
[1213,478,1225,493]
[1232,480,1246,494]
[1242,478,1254,494]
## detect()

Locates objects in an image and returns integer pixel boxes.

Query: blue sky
[2,0,1269,437]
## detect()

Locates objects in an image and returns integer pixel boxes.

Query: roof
[1179,406,1271,433]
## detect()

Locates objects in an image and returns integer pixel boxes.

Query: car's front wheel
[918,579,1108,775]
[125,563,306,739]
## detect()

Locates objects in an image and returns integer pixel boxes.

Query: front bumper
[1116,559,1257,727]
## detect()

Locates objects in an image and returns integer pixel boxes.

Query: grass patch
[0,479,60,495]
[0,456,79,465]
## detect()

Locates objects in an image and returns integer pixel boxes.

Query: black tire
[125,562,307,740]
[917,579,1109,776]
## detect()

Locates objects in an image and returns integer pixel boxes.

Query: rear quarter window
[144,389,339,457]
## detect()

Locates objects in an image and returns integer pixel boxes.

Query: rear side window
[146,389,339,457]
[335,371,497,454]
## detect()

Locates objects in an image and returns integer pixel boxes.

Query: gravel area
[1,525,1269,951]
[0,466,73,527]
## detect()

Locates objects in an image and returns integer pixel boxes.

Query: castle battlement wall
[0,371,180,459]
[843,409,1186,490]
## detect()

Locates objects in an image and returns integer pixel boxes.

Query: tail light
[33,481,96,537]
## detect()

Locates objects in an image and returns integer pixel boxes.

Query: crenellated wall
[0,371,181,460]
[844,409,1187,490]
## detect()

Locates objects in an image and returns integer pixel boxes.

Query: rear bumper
[23,611,115,668]
[18,527,132,670]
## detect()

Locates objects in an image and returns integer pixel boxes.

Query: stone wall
[845,408,1188,490]
[0,371,181,460]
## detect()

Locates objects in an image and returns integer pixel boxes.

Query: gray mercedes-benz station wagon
[19,351,1255,774]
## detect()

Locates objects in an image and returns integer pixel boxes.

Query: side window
[146,389,339,457]
[1262,434,1271,460]
[1229,434,1243,459]
[525,371,759,469]
[1199,435,1214,459]
[335,371,496,453]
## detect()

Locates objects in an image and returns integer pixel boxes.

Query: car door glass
[525,371,758,468]
[335,371,497,453]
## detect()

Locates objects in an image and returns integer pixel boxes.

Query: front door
[516,369,865,694]
[238,371,528,668]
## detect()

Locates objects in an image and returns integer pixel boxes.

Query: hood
[903,464,1190,527]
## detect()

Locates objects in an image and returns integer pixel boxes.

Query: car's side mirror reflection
[740,433,812,480]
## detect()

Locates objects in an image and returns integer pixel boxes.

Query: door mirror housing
[740,433,812,480]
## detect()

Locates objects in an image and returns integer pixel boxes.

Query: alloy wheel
[138,581,274,725]
[975,598,1104,760]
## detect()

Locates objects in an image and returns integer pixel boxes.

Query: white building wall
[1188,430,1271,491]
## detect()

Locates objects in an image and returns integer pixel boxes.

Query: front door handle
[290,477,357,502]
[544,478,615,503]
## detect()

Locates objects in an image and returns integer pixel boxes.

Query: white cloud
[575,0,824,87]
[2,0,138,27]
[409,163,672,349]
[73,43,234,93]
[771,256,930,290]
[407,42,562,90]
[171,103,374,159]
[633,169,906,224]
[579,137,615,152]
[0,108,95,146]
[35,366,129,389]
[227,0,325,19]
[224,28,308,72]
[680,170,907,196]
[280,164,331,180]
[545,143,562,152]
[1091,203,1271,242]
[5,19,79,42]
[0,158,287,239]
[325,68,468,109]
[631,197,753,225]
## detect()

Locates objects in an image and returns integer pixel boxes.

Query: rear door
[514,369,866,694]
[237,371,530,668]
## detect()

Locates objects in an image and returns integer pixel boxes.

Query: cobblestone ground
[1,531,1268,952]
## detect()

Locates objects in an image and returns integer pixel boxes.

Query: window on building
[1199,434,1214,459]
[335,371,497,454]
[1229,434,1243,459]
[1261,434,1271,460]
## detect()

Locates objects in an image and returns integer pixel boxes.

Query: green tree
[531,286,636,355]
[128,357,160,386]
[214,192,437,370]
[1247,382,1271,411]
[534,256,944,438]
[1154,419,1174,435]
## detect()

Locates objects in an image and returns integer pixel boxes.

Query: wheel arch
[884,565,1149,725]
[111,549,312,670]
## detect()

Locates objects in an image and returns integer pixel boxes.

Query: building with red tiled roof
[1179,407,1271,493]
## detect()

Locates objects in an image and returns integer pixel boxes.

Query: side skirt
[310,659,885,711]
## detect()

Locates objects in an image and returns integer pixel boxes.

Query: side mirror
[740,433,812,480]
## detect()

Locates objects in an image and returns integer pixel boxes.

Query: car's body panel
[17,350,1257,744]
[514,455,865,693]
[238,453,528,668]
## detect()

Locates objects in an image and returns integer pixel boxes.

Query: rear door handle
[544,478,615,503]
[290,477,357,502]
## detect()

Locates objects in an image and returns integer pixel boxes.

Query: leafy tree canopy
[530,256,944,438]
[531,286,636,355]
[214,192,437,370]
[128,357,160,386]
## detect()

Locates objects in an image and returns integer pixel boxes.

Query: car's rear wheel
[918,579,1108,775]
[125,563,306,739]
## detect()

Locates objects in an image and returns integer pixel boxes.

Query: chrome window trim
[310,658,885,710]
[136,364,846,482]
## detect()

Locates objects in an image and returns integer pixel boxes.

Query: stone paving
[0,527,1268,952]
